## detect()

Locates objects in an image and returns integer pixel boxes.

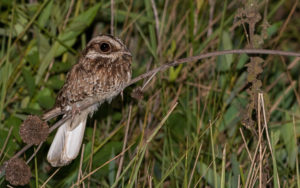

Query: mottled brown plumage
[46,34,132,167]
[56,34,131,108]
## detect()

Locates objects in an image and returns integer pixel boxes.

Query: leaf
[230,154,240,188]
[37,32,51,60]
[144,0,157,53]
[35,46,56,84]
[168,111,187,139]
[109,149,116,185]
[0,128,19,157]
[92,142,122,177]
[101,9,155,24]
[50,61,73,73]
[167,40,177,58]
[219,99,239,134]
[199,162,220,187]
[21,96,30,109]
[271,129,280,146]
[168,40,181,82]
[46,75,65,90]
[37,0,53,28]
[55,3,102,56]
[22,68,35,96]
[4,116,22,143]
[35,3,101,84]
[168,64,183,82]
[0,62,13,121]
[217,31,233,71]
[280,113,297,169]
[223,31,233,63]
[36,87,55,109]
[267,21,282,38]
[26,49,39,66]
[237,54,249,69]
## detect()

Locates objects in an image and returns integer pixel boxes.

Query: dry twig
[1,48,300,175]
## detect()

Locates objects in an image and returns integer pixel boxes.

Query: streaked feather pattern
[45,34,132,166]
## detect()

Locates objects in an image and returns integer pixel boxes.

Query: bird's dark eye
[99,42,111,53]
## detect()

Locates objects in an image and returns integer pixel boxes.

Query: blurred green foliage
[0,0,300,187]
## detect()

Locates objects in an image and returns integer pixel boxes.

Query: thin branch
[0,127,13,158]
[0,0,49,67]
[12,144,33,159]
[110,0,115,35]
[2,115,70,162]
[45,48,300,122]
[73,143,134,187]
[63,0,75,30]
[26,143,43,164]
[116,104,132,179]
[239,128,253,163]
[88,120,97,188]
[188,142,203,188]
[129,49,300,86]
[150,0,160,53]
[141,70,158,90]
[207,0,216,37]
[1,48,300,175]
[77,144,85,186]
[40,168,60,188]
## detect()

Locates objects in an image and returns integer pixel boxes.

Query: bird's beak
[122,48,132,58]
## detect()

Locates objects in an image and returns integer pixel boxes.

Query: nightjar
[43,34,132,167]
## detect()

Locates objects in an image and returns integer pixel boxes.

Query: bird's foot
[70,104,81,127]
[71,104,81,116]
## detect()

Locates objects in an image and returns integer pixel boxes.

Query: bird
[43,34,132,167]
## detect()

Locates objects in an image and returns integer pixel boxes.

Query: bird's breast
[91,61,131,101]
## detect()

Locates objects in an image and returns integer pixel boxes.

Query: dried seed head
[131,87,144,100]
[5,158,31,186]
[19,115,49,145]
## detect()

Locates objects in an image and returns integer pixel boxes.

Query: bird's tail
[47,110,88,167]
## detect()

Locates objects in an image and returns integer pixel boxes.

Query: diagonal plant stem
[110,0,115,35]
[116,104,132,179]
[44,48,300,121]
[0,0,50,67]
[0,127,13,159]
[1,48,300,176]
[129,49,300,86]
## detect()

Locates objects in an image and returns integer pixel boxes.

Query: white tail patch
[47,110,88,167]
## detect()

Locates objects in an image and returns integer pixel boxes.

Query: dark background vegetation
[0,0,300,187]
